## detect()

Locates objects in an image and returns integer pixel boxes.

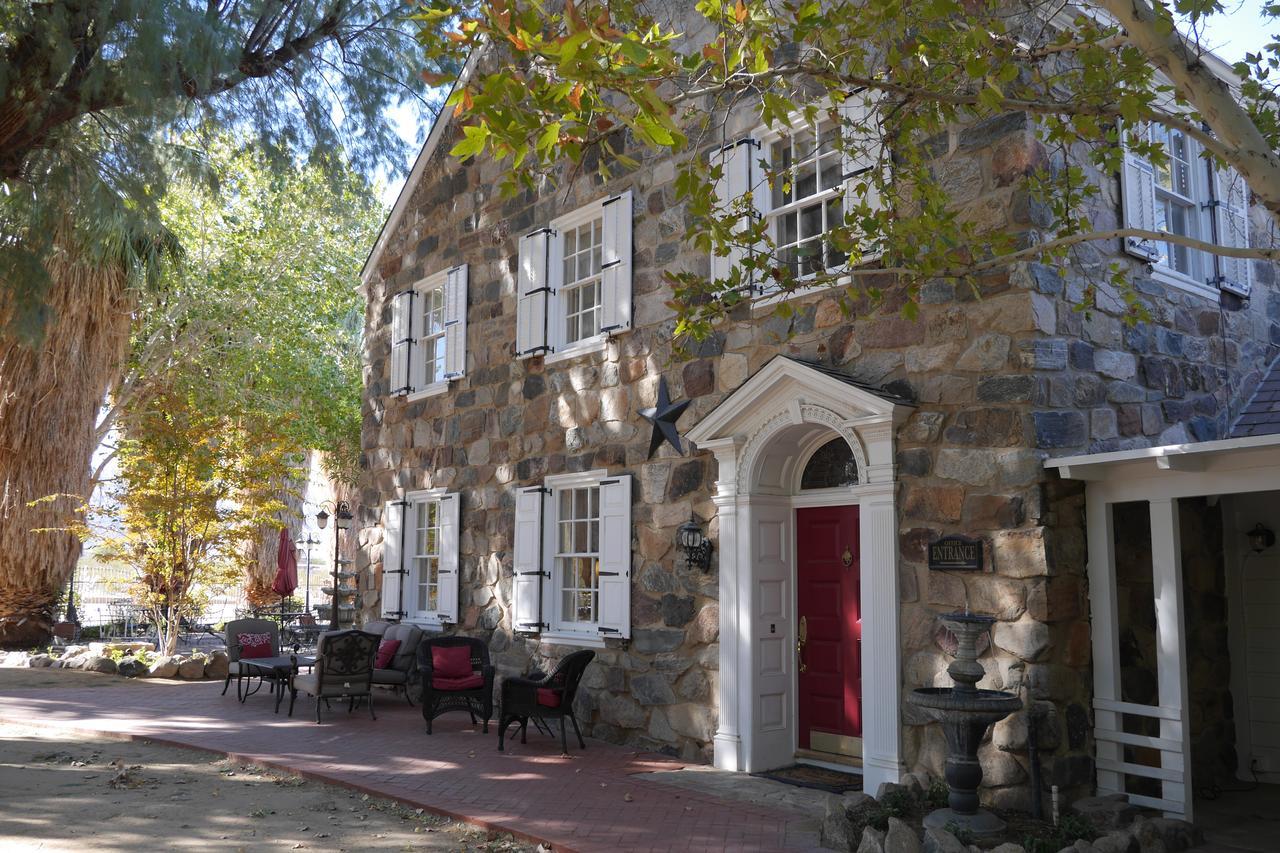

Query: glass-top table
[238,654,316,713]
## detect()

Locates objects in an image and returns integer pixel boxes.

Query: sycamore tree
[0,1,413,646]
[413,0,1280,338]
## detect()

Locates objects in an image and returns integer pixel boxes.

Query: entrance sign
[928,535,984,572]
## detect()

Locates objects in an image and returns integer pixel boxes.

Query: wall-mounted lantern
[677,514,713,573]
[1248,522,1275,553]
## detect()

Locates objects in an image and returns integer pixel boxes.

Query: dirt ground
[0,669,540,852]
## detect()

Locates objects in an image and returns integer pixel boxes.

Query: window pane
[801,203,823,240]
[796,157,817,200]
[820,152,843,192]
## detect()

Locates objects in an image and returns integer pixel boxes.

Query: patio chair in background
[223,618,280,697]
[362,620,425,706]
[288,629,379,723]
[497,649,595,753]
[418,636,494,735]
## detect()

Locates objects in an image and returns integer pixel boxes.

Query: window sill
[404,381,448,402]
[539,631,608,649]
[544,337,607,366]
[403,617,448,632]
[1151,266,1218,301]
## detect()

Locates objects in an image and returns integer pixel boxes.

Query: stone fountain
[907,612,1022,841]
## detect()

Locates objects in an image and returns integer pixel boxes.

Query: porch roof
[1045,432,1280,484]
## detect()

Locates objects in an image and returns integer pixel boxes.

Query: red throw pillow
[237,632,272,659]
[536,688,562,708]
[432,645,473,679]
[433,674,484,691]
[375,639,401,670]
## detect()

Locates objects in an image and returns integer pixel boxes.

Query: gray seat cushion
[292,672,320,695]
[362,620,391,638]
[379,623,423,673]
[372,668,407,685]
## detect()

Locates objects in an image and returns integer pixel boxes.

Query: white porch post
[1086,489,1124,796]
[858,418,903,792]
[707,438,745,771]
[1149,498,1194,821]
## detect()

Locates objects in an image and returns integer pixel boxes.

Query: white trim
[406,381,448,402]
[539,631,608,649]
[543,336,607,365]
[545,468,610,489]
[1150,266,1219,300]
[360,50,485,286]
[406,487,451,502]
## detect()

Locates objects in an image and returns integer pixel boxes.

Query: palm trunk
[0,245,133,648]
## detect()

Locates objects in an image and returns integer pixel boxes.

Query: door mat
[752,764,863,793]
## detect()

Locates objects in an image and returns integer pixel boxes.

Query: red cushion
[536,688,562,708]
[432,645,473,679]
[375,639,401,670]
[237,632,272,659]
[432,674,484,691]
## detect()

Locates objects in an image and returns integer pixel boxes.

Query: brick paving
[0,681,824,852]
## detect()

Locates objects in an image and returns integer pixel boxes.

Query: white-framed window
[380,490,459,627]
[516,192,632,361]
[388,264,469,399]
[1121,124,1252,298]
[710,95,884,300]
[512,470,632,645]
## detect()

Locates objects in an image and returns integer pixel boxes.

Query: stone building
[354,38,1279,822]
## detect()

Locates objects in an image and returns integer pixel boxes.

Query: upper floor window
[388,264,469,399]
[769,117,848,279]
[516,192,633,361]
[1121,123,1251,298]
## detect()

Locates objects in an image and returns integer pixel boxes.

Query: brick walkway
[0,681,824,852]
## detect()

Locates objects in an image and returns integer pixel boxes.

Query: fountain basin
[908,686,1022,715]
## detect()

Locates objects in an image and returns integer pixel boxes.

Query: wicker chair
[288,629,379,723]
[363,620,426,706]
[222,618,280,699]
[418,636,494,734]
[498,650,595,753]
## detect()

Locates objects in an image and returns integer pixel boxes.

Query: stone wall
[356,64,1280,783]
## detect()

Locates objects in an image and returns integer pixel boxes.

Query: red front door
[796,505,862,753]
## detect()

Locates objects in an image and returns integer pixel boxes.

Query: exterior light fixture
[1248,522,1275,553]
[335,501,353,531]
[677,514,713,573]
[316,509,330,530]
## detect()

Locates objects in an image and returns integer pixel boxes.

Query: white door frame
[687,357,911,793]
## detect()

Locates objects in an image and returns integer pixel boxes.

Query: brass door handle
[797,615,807,674]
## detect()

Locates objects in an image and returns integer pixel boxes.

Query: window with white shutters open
[381,499,408,620]
[443,264,469,379]
[600,191,633,335]
[1120,123,1251,297]
[840,92,886,263]
[710,137,760,289]
[389,290,416,396]
[516,229,551,358]
[399,489,460,627]
[398,266,468,399]
[511,471,632,645]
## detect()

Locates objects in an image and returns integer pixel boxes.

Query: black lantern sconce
[1248,522,1275,553]
[677,514,713,573]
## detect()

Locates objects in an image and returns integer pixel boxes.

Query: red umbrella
[271,528,298,599]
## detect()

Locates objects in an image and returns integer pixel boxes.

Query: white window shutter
[1214,166,1252,298]
[600,190,633,335]
[1120,134,1161,262]
[841,92,886,262]
[597,474,632,639]
[436,493,461,624]
[389,290,417,396]
[381,500,407,620]
[516,229,551,357]
[443,265,469,379]
[710,138,759,289]
[512,486,546,632]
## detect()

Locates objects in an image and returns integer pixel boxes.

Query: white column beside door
[1149,498,1193,821]
[859,482,903,792]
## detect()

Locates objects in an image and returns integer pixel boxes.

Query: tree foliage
[0,0,437,339]
[414,0,1280,339]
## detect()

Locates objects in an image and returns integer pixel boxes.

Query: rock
[1147,817,1202,850]
[875,781,905,800]
[27,654,53,668]
[177,657,206,680]
[923,828,966,853]
[666,703,714,741]
[884,817,920,853]
[857,827,886,853]
[993,615,1050,661]
[149,656,179,678]
[117,659,148,678]
[1069,793,1140,832]
[1090,831,1138,853]
[822,791,874,852]
[81,655,118,674]
[203,650,230,680]
[989,845,1027,853]
[631,628,684,654]
[630,672,676,705]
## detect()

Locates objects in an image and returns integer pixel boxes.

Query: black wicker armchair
[497,649,595,753]
[418,636,494,734]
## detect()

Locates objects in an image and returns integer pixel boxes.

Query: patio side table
[239,654,316,713]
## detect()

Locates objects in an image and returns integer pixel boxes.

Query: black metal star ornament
[640,376,691,458]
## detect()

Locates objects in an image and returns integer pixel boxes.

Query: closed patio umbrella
[271,528,298,626]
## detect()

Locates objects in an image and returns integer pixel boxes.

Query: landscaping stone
[27,654,53,667]
[1090,831,1138,853]
[922,828,966,853]
[884,817,921,853]
[203,650,230,680]
[117,658,148,678]
[988,845,1026,853]
[149,656,179,678]
[856,827,887,853]
[81,655,118,674]
[821,791,874,852]
[1068,794,1140,832]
